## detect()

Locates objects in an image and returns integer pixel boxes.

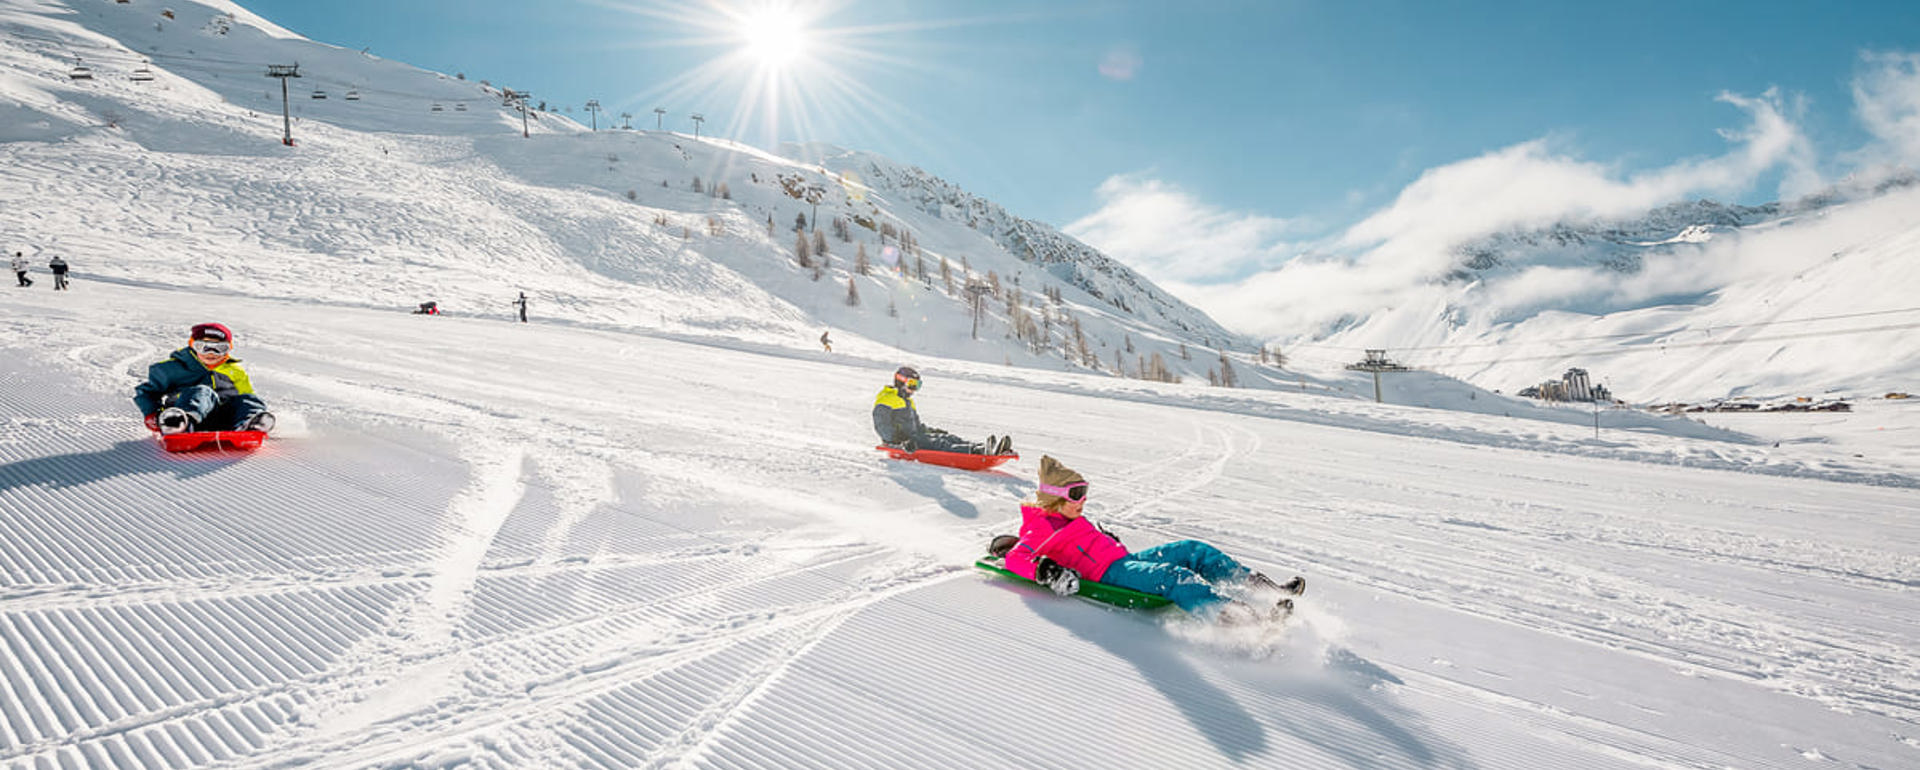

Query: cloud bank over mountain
[1071,53,1920,341]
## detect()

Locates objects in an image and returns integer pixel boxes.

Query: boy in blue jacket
[134,322,274,434]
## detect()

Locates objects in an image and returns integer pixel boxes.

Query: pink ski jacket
[1005,504,1129,583]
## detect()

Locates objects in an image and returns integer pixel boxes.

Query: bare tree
[855,242,870,275]
[845,276,860,306]
[794,231,812,268]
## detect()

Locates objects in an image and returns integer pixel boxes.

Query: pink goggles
[1039,481,1088,502]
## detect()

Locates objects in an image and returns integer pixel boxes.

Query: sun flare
[740,7,809,69]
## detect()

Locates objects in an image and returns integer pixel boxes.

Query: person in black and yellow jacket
[134,322,275,435]
[872,366,1010,455]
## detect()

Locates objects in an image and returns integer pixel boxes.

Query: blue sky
[241,0,1920,330]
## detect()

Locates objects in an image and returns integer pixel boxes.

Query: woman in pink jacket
[1003,455,1304,624]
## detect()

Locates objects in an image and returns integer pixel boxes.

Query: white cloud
[1063,174,1301,283]
[1139,88,1821,338]
[1851,51,1920,168]
[1098,47,1141,81]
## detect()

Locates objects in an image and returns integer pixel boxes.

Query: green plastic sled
[974,557,1174,610]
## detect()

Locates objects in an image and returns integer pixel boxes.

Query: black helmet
[893,366,921,392]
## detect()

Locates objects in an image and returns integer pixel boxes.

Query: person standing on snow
[134,322,275,435]
[820,330,832,352]
[10,252,30,287]
[996,455,1306,625]
[872,365,1010,455]
[47,256,68,290]
[513,292,528,323]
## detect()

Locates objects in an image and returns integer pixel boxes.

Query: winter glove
[1035,558,1080,597]
[143,413,161,432]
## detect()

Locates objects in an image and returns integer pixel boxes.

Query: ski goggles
[190,340,231,356]
[897,377,921,392]
[1039,481,1089,502]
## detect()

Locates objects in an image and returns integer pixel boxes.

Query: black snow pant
[13,271,28,287]
[912,428,984,454]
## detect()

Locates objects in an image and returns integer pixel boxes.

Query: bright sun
[740,7,808,69]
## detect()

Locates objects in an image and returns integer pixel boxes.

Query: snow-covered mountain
[1448,172,1919,279]
[1314,175,1920,402]
[786,143,1236,342]
[0,0,1248,388]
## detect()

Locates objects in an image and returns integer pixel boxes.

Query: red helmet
[190,322,233,343]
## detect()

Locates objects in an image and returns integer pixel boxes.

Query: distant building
[1521,368,1611,403]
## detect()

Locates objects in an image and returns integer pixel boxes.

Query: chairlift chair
[130,64,155,82]
[344,89,361,101]
[455,102,467,111]
[431,102,444,112]
[311,89,327,99]
[68,58,93,80]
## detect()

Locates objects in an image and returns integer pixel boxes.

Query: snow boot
[245,412,276,434]
[157,407,192,435]
[995,435,1013,455]
[1248,572,1306,598]
[1270,598,1295,621]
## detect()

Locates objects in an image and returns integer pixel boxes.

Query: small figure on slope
[820,329,832,352]
[48,256,68,291]
[872,365,1010,455]
[513,292,528,323]
[1001,455,1303,624]
[134,322,275,435]
[10,252,30,287]
[413,301,439,315]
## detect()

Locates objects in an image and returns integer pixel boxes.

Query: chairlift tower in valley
[690,113,704,140]
[1346,349,1412,403]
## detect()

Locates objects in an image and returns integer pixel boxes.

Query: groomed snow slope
[2,284,1917,769]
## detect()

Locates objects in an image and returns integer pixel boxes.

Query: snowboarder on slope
[998,455,1304,624]
[134,322,275,435]
[873,366,1009,455]
[10,252,29,287]
[820,330,832,352]
[47,256,68,290]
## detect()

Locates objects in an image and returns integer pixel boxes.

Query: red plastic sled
[156,430,268,453]
[876,445,1018,471]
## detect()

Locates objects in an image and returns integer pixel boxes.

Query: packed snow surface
[3,284,1918,769]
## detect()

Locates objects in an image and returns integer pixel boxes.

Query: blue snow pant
[1099,540,1252,615]
[167,385,268,432]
